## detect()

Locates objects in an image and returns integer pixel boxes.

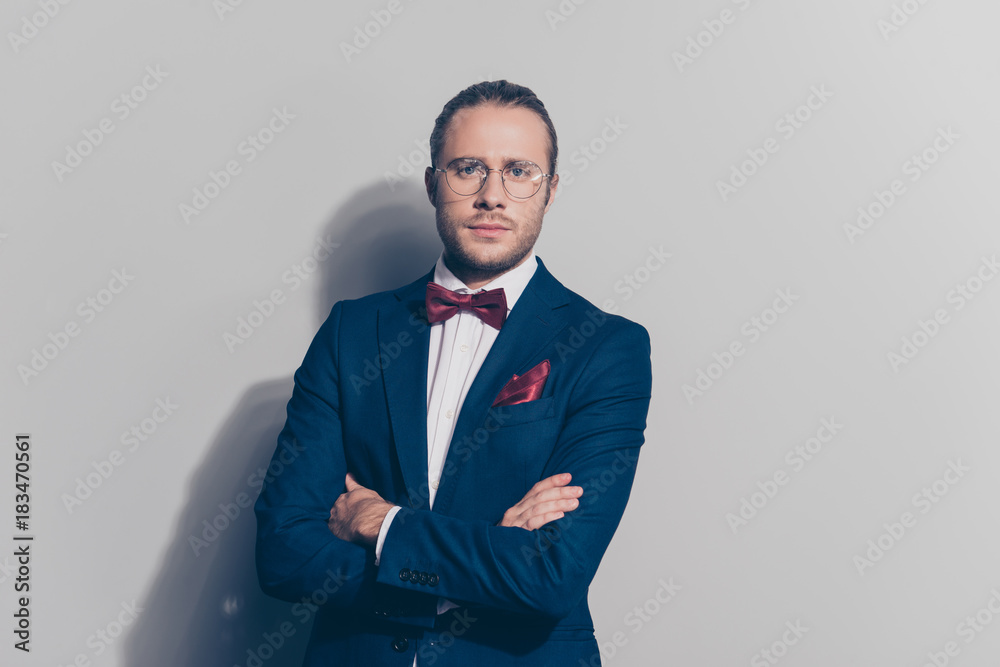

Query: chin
[460,235,513,256]
[449,243,515,272]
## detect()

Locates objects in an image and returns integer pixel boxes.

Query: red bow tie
[425,282,508,330]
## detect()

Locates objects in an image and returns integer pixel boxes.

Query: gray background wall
[3,1,999,665]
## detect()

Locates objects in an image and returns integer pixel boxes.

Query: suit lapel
[379,268,434,510]
[431,258,571,515]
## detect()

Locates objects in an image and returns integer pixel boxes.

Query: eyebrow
[453,156,536,165]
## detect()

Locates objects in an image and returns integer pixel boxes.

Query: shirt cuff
[437,597,460,615]
[374,505,402,566]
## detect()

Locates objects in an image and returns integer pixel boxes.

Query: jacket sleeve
[374,318,653,619]
[253,301,437,627]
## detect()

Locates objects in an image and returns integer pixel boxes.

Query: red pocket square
[492,359,551,407]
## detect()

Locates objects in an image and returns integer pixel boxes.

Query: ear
[542,173,559,214]
[425,166,438,207]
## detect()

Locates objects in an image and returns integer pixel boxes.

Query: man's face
[425,104,559,284]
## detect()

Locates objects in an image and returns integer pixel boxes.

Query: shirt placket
[428,308,479,508]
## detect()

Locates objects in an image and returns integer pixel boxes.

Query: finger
[536,472,572,490]
[345,473,358,490]
[504,506,527,525]
[531,473,572,492]
[509,484,580,520]
[525,473,573,498]
[531,485,583,504]
[525,511,564,531]
[525,498,579,519]
[504,476,577,525]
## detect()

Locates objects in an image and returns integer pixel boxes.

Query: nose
[475,169,506,209]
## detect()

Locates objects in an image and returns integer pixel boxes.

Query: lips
[469,215,513,229]
[469,225,509,238]
[466,216,512,238]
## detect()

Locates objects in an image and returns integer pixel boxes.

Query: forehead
[440,104,549,165]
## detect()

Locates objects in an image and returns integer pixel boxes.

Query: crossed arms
[254,300,652,623]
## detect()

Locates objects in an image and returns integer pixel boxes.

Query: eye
[450,160,485,178]
[505,162,539,181]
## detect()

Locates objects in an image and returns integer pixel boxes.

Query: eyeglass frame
[431,157,553,200]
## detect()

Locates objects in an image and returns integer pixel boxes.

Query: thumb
[345,472,359,490]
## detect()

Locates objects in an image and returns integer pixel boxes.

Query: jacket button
[398,568,411,582]
[409,570,420,583]
[428,573,439,587]
[391,636,409,652]
[418,572,429,585]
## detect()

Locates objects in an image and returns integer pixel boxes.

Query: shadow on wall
[125,181,440,666]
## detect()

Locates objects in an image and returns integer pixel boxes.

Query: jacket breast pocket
[488,396,556,427]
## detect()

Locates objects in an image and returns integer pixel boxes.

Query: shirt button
[460,344,469,352]
[431,479,439,490]
[445,409,454,419]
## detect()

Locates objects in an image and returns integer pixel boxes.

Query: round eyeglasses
[433,158,551,199]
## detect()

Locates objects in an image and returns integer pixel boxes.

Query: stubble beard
[435,198,545,283]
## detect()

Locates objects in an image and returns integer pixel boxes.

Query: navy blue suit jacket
[254,256,652,665]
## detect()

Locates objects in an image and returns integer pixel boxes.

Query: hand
[328,473,394,547]
[499,473,583,530]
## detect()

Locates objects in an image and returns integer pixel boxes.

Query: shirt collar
[432,250,537,313]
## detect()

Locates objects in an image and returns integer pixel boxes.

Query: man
[254,80,652,665]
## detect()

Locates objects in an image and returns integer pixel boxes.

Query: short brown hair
[429,80,558,175]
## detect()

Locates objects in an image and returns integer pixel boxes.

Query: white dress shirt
[373,249,538,652]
